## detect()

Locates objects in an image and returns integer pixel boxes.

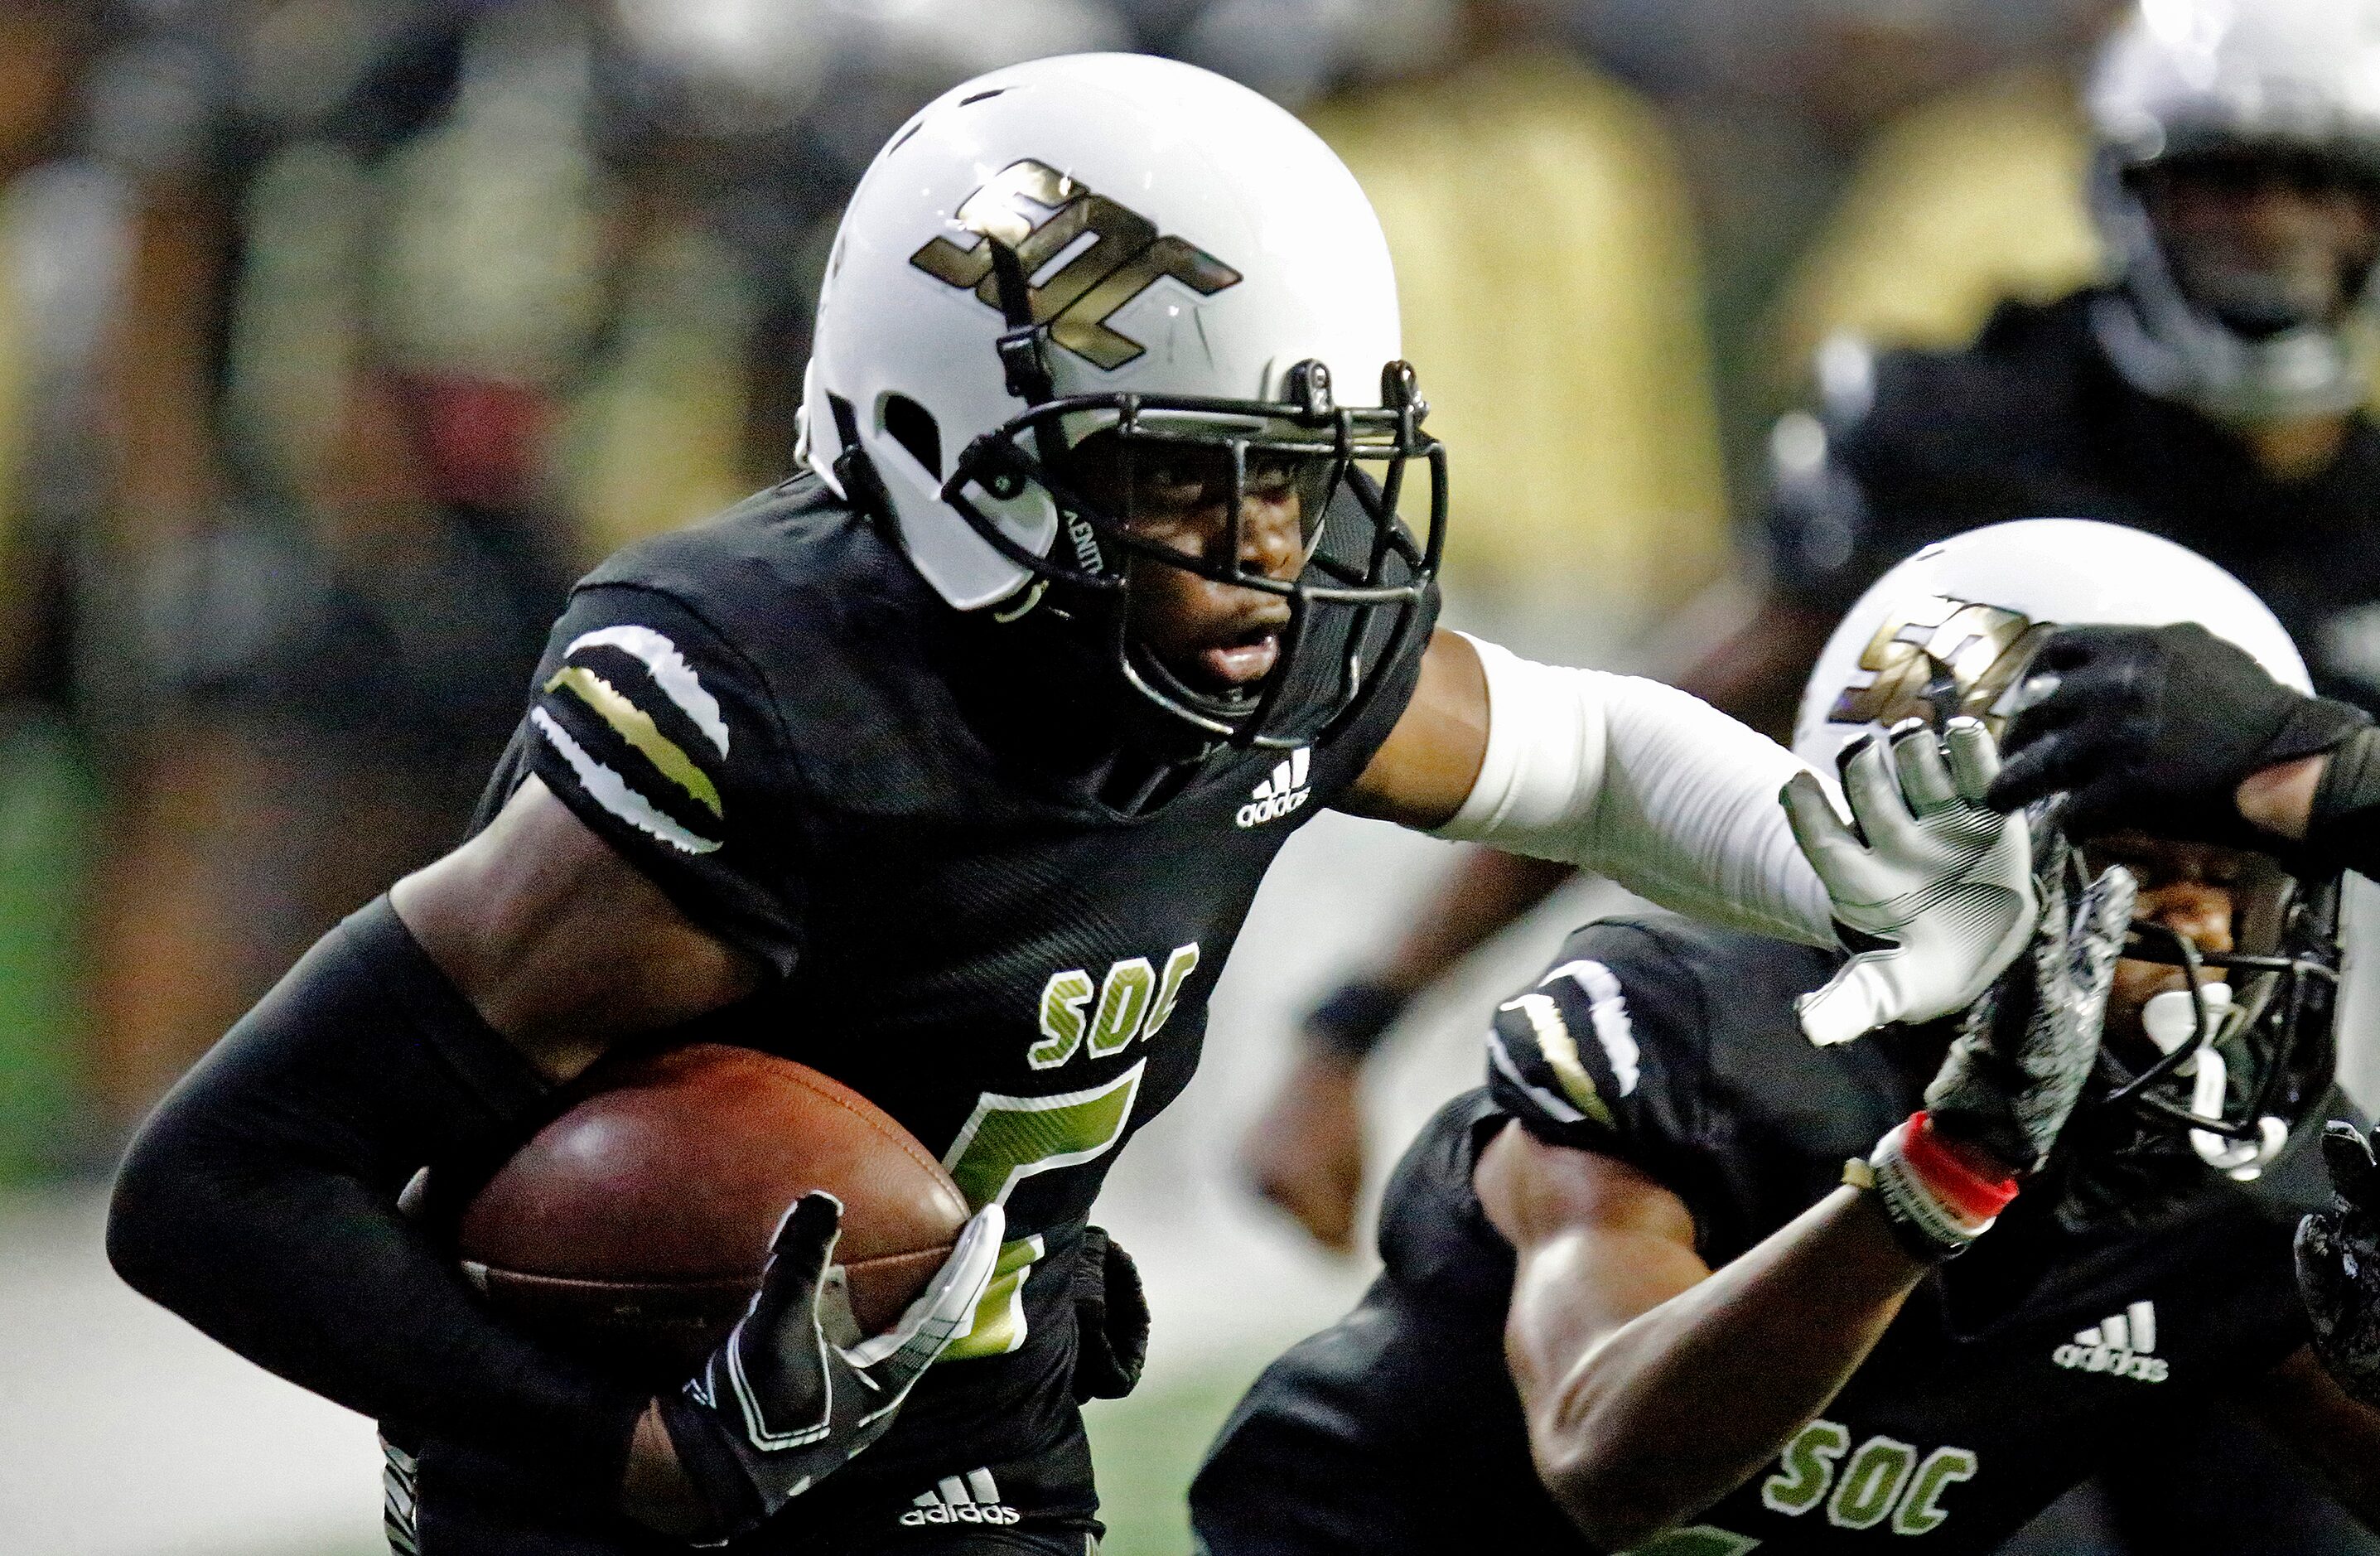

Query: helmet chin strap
[986,238,1058,411]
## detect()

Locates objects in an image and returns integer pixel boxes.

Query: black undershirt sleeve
[106,896,649,1504]
[2307,726,2380,878]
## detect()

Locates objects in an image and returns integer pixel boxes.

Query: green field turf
[1087,1355,1277,1556]
[0,713,97,1182]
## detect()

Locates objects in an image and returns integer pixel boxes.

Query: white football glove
[1783,717,2036,1047]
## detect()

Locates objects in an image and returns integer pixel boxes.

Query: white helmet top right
[2088,0,2380,423]
[1793,517,2308,776]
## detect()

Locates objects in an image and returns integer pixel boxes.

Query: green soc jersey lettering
[1761,1418,1850,1515]
[1760,1418,1977,1537]
[1028,944,1200,1071]
[1827,1436,1916,1530]
[939,1061,1145,1359]
[1030,969,1096,1070]
[1085,958,1155,1059]
[1892,1447,1979,1536]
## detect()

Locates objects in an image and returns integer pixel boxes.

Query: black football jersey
[1193,916,2335,1556]
[414,473,1435,1552]
[1764,288,2380,713]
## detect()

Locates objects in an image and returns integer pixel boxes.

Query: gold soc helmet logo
[910,159,1243,370]
[1829,593,2057,736]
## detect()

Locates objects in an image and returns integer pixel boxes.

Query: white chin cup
[2141,982,2233,1056]
[2138,983,2287,1179]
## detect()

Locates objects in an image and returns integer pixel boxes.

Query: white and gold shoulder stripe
[563,625,731,756]
[531,707,722,854]
[531,624,733,856]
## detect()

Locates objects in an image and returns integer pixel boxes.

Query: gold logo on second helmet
[1830,593,2056,734]
[910,159,1243,371]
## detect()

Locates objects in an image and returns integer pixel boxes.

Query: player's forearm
[1380,849,1576,995]
[107,900,649,1502]
[1431,636,1833,947]
[1524,1186,1923,1548]
[2291,730,2380,876]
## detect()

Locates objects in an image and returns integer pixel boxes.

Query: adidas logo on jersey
[1237,747,1312,828]
[900,1468,1022,1527]
[2051,1301,2168,1384]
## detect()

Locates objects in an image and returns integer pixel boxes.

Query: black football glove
[657,1192,1003,1540]
[1988,624,2368,843]
[1924,814,2136,1176]
[2296,1121,2380,1408]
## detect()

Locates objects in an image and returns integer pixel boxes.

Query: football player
[1247,0,2380,1254]
[1987,591,2380,1432]
[1194,521,2380,1556]
[100,55,2034,1556]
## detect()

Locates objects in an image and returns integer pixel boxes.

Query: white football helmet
[798,52,1442,749]
[1799,519,2342,1183]
[2087,0,2380,423]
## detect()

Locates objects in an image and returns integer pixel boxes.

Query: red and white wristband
[1846,1112,2020,1262]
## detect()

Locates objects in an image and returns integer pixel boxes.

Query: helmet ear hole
[881,394,943,478]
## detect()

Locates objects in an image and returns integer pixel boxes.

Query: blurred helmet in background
[2088,0,2380,424]
[1798,519,2343,1185]
[797,52,1441,749]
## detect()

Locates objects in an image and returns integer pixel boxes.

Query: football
[457,1043,971,1384]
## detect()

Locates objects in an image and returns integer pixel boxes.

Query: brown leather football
[458,1043,969,1384]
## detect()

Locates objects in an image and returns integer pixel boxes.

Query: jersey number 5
[937,1063,1142,1360]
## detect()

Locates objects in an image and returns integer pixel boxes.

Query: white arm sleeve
[1432,634,1837,947]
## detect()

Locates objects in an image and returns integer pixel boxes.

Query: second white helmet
[1798,519,2339,1182]
[2087,0,2380,423]
[1793,516,2309,774]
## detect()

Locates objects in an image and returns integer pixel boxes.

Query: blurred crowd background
[0,0,2204,1551]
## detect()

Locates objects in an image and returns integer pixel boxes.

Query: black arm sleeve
[106,897,649,1503]
[2306,726,2380,877]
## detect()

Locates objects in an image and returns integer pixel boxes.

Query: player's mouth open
[1198,625,1283,688]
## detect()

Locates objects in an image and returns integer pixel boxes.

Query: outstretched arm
[1248,603,1832,1248]
[1344,631,2035,1042]
[1477,1124,1924,1549]
[1341,631,1832,943]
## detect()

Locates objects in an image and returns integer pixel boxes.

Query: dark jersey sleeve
[1760,409,1889,616]
[1760,301,2104,616]
[1755,346,1963,621]
[519,583,805,976]
[1484,921,1709,1176]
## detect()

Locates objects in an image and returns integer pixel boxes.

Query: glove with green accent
[657,1192,1004,1539]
